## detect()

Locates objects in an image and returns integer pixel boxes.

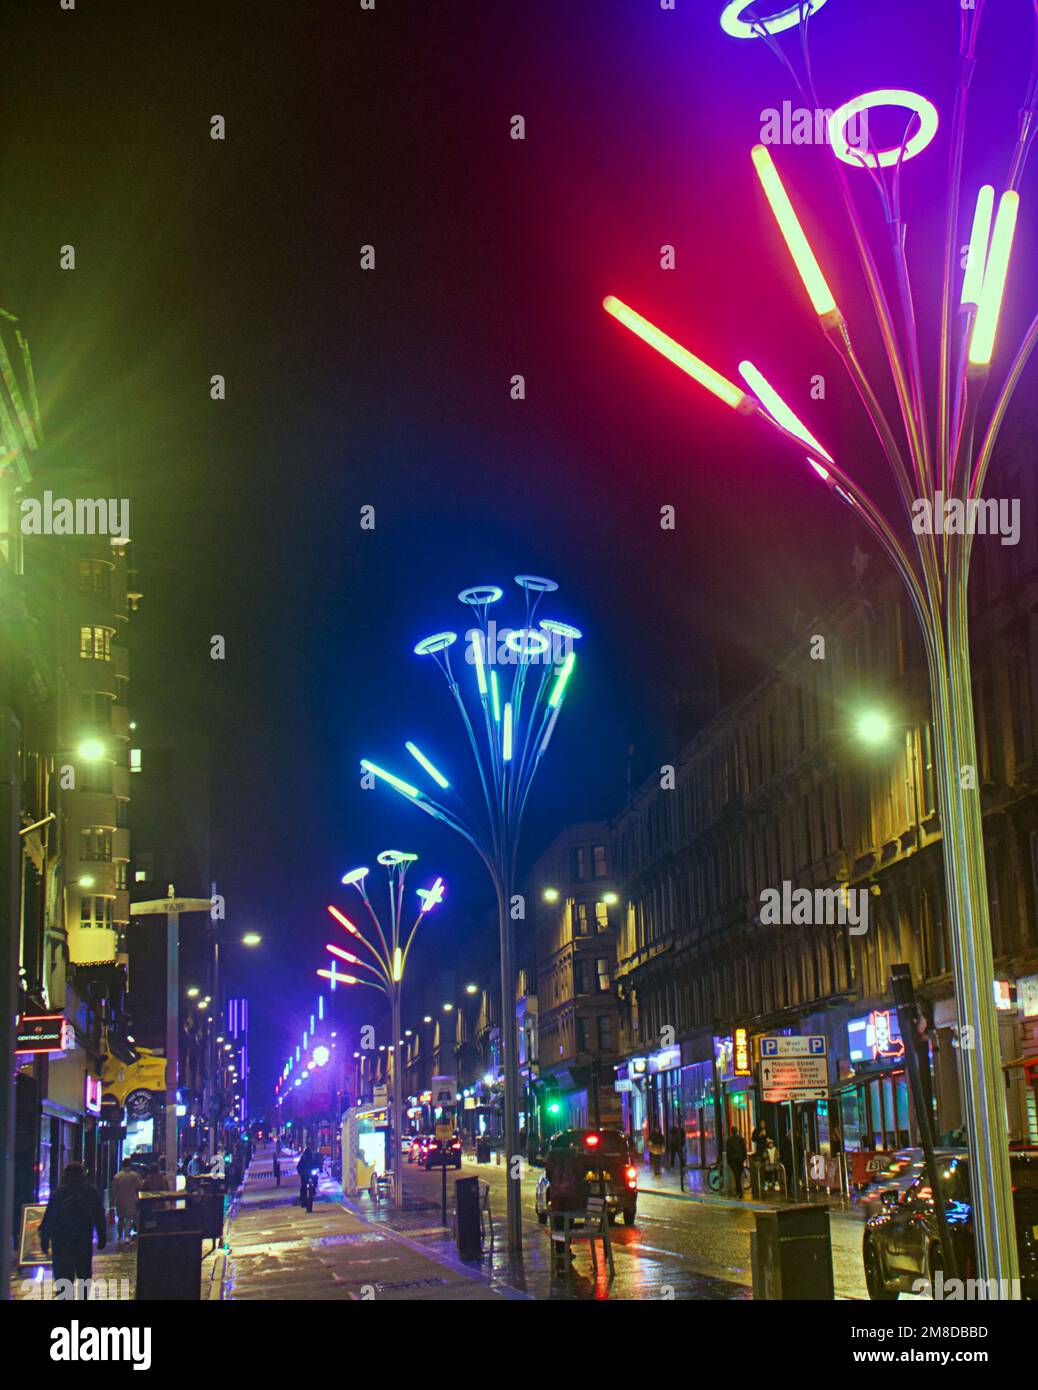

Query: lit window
[78,560,112,596]
[593,844,607,878]
[595,901,609,932]
[130,748,142,773]
[596,959,611,992]
[80,828,112,862]
[134,870,147,883]
[79,896,114,930]
[79,626,112,661]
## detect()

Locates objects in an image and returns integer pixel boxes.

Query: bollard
[455,1176,482,1257]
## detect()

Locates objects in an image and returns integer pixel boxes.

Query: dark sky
[4,0,1034,1104]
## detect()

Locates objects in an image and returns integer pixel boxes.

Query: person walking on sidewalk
[725,1126,747,1199]
[273,1150,281,1187]
[141,1162,168,1193]
[297,1144,318,1206]
[668,1124,684,1171]
[39,1163,107,1296]
[648,1127,665,1178]
[109,1158,142,1243]
[750,1120,771,1198]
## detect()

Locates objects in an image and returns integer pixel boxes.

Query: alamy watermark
[912,1272,1021,1301]
[20,490,130,540]
[911,492,1020,546]
[759,100,869,150]
[465,621,574,668]
[759,881,869,935]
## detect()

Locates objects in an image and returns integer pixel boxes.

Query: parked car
[423,1135,463,1170]
[858,1148,961,1221]
[535,1128,638,1227]
[862,1149,1038,1299]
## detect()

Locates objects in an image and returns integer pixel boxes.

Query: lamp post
[361,576,582,1252]
[601,1,1033,1287]
[318,851,444,1209]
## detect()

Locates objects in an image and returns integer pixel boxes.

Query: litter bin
[753,1204,834,1300]
[136,1194,203,1300]
[475,1136,491,1164]
[187,1176,225,1244]
[455,1176,482,1257]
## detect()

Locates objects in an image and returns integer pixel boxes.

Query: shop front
[680,1037,719,1169]
[834,1006,915,1188]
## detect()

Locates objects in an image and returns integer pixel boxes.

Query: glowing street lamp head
[857,710,891,745]
[750,146,838,318]
[328,904,361,936]
[417,876,445,911]
[241,932,261,947]
[504,628,551,659]
[543,887,560,903]
[360,759,420,799]
[413,631,457,657]
[502,702,514,761]
[377,849,417,865]
[458,585,503,606]
[602,296,747,409]
[828,90,939,170]
[405,741,450,789]
[720,0,829,38]
[490,669,501,722]
[538,619,583,641]
[738,360,833,463]
[961,185,995,308]
[548,651,575,709]
[76,737,106,762]
[514,574,558,594]
[969,191,1021,367]
[341,867,369,886]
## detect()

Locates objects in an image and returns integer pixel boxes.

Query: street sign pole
[165,909,180,1182]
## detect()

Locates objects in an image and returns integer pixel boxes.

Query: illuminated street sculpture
[603,1,1036,1288]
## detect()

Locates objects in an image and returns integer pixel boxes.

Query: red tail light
[626,1165,638,1189]
[584,1134,601,1148]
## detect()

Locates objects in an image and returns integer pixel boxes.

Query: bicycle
[302,1166,320,1212]
[707,1159,751,1194]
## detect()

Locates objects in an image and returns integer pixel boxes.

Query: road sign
[759,1035,826,1058]
[130,897,214,915]
[759,1055,828,1102]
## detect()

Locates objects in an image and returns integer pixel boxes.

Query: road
[359,1153,870,1300]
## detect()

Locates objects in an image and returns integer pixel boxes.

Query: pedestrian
[544,1141,586,1267]
[725,1125,748,1199]
[140,1162,169,1193]
[39,1162,107,1297]
[297,1144,317,1206]
[186,1151,205,1178]
[648,1127,665,1178]
[668,1124,684,1171]
[109,1158,142,1243]
[273,1150,281,1188]
[751,1120,770,1197]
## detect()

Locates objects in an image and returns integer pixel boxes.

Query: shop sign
[85,1075,103,1115]
[733,1027,752,1076]
[1019,974,1038,1019]
[125,1088,155,1119]
[15,1013,71,1054]
[993,979,1015,1011]
[714,1035,734,1080]
[848,1009,904,1062]
[648,1046,680,1074]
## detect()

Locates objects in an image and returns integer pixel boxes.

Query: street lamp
[361,576,582,1250]
[602,2,1032,1288]
[318,850,444,1209]
[856,711,892,746]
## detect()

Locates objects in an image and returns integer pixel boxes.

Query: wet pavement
[356,1151,870,1301]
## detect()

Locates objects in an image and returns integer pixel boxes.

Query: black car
[863,1150,1038,1299]
[423,1134,462,1169]
[535,1128,638,1226]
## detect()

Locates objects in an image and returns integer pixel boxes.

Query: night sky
[4,0,1034,1104]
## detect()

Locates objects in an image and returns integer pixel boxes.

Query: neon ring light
[514,574,558,594]
[458,585,503,606]
[504,628,551,658]
[828,90,939,169]
[720,0,829,39]
[413,630,457,656]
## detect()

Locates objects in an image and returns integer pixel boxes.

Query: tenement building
[612,518,1038,1190]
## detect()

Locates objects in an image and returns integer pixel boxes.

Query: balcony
[70,657,118,699]
[111,645,129,681]
[68,923,117,967]
[63,791,117,834]
[111,705,131,741]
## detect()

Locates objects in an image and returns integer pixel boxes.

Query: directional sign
[130,898,214,915]
[759,1035,826,1059]
[759,1055,828,1102]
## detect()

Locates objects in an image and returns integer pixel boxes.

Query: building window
[114,862,128,890]
[577,1017,591,1052]
[116,800,129,828]
[575,902,590,936]
[575,959,590,994]
[596,958,611,992]
[79,763,112,794]
[79,626,112,662]
[80,692,113,726]
[572,846,587,880]
[80,896,114,930]
[80,828,112,862]
[130,748,142,773]
[597,1015,614,1051]
[78,560,112,596]
[592,844,607,878]
[595,901,609,932]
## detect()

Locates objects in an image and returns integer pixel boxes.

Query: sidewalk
[220,1149,514,1300]
[635,1159,860,1216]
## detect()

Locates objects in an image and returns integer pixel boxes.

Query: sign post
[130,889,214,1184]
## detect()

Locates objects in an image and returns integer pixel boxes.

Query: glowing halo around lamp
[514,574,558,593]
[504,628,551,658]
[720,0,829,39]
[828,90,939,169]
[539,619,583,641]
[413,631,457,656]
[377,849,418,865]
[458,585,503,606]
[341,867,369,885]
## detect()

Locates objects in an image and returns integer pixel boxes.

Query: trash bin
[475,1136,491,1164]
[753,1204,834,1300]
[455,1176,482,1257]
[136,1195,203,1300]
[187,1177,225,1243]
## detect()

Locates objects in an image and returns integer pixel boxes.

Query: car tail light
[584,1134,601,1148]
[626,1165,638,1190]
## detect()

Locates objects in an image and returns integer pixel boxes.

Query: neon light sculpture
[319,850,443,1210]
[602,0,1037,1290]
[361,575,582,1251]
